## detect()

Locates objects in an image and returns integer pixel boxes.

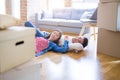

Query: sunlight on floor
[40,56,102,80]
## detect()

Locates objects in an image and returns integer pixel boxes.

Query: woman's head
[47,29,62,44]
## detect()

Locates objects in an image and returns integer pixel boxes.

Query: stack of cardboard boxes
[97,0,120,58]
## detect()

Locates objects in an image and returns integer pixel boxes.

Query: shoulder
[69,43,83,51]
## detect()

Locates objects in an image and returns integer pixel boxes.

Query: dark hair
[82,37,88,48]
[45,29,62,44]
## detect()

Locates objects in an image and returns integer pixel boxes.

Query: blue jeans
[24,21,44,37]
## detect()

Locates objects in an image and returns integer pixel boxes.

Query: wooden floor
[98,53,120,80]
[34,30,120,80]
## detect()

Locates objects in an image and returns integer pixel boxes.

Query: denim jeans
[24,21,44,37]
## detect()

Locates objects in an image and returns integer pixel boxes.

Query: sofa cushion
[71,9,86,20]
[80,11,93,20]
[39,19,83,28]
[90,8,97,20]
[71,8,96,20]
[38,19,59,26]
[43,11,53,19]
[58,20,83,28]
[53,9,71,19]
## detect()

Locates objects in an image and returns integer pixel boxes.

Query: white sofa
[36,8,97,34]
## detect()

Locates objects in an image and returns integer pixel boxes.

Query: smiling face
[48,30,61,42]
[72,36,84,44]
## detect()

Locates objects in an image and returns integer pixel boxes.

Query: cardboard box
[0,60,41,80]
[100,0,120,3]
[97,28,120,58]
[0,26,35,73]
[97,2,120,31]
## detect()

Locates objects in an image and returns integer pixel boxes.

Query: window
[11,0,20,18]
[49,0,64,10]
[39,0,64,11]
[0,0,6,14]
[72,0,99,9]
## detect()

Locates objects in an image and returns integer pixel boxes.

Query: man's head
[72,36,88,48]
[82,37,88,48]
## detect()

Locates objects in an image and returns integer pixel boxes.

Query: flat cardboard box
[100,0,120,3]
[97,28,120,58]
[0,60,41,80]
[0,26,35,73]
[97,2,120,31]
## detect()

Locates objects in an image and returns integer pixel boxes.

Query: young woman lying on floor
[25,21,69,57]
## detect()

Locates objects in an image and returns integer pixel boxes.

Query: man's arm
[52,40,69,53]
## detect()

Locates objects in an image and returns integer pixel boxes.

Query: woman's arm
[52,40,69,53]
[35,47,51,57]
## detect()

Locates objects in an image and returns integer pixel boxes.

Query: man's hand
[64,35,68,40]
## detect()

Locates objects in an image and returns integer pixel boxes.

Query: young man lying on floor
[59,35,88,53]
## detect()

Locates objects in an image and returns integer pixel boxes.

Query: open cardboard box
[97,2,120,31]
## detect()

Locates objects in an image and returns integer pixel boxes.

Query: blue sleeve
[52,40,69,53]
[35,49,49,57]
[41,31,50,38]
[35,51,44,57]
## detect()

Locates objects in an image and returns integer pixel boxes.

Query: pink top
[35,37,49,53]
